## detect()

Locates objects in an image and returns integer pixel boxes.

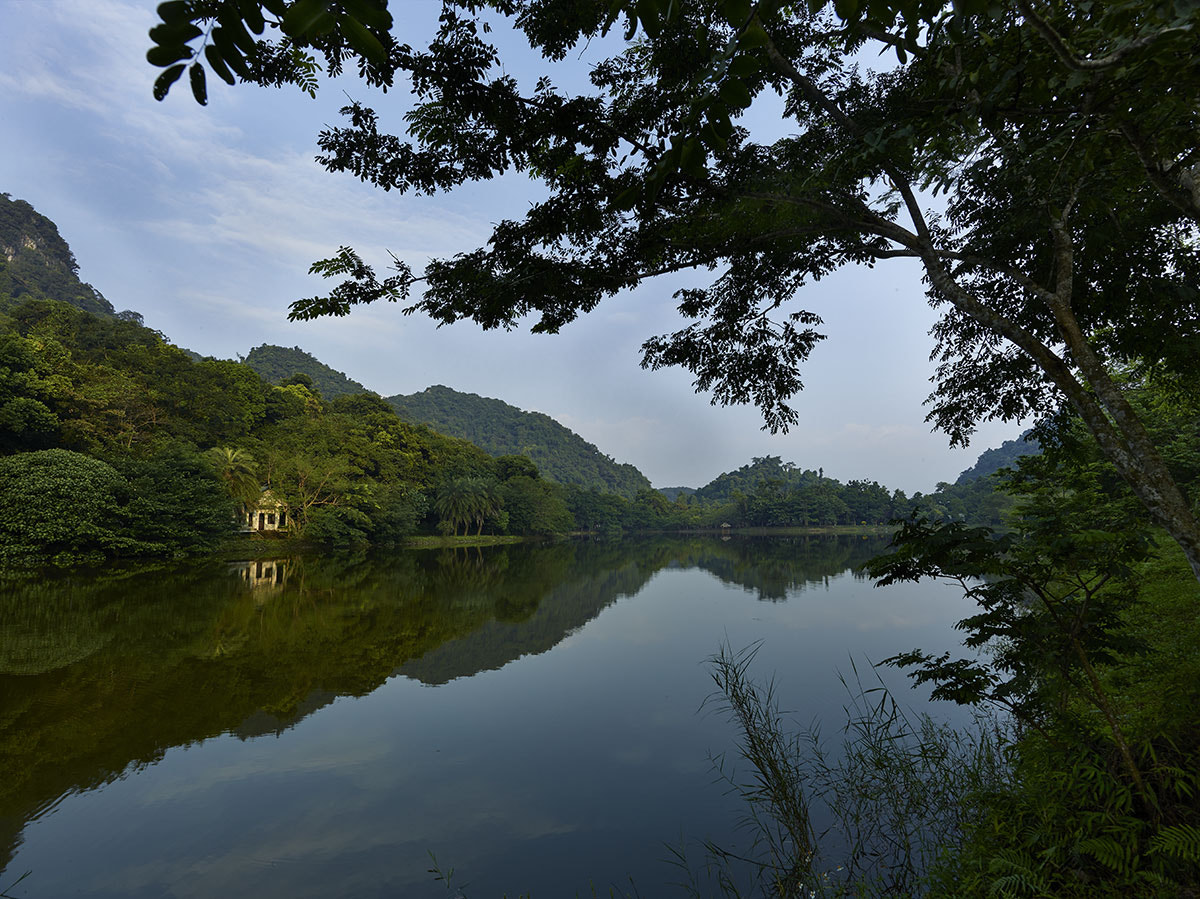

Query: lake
[0,535,975,898]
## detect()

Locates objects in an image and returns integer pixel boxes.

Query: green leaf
[152,62,186,101]
[612,185,640,211]
[146,44,193,67]
[737,21,769,49]
[212,27,254,79]
[149,22,202,45]
[239,0,266,35]
[205,44,237,85]
[719,77,752,109]
[833,0,861,20]
[636,0,661,37]
[722,0,752,26]
[707,105,733,139]
[156,0,192,24]
[282,0,335,37]
[699,119,727,152]
[679,136,705,176]
[217,9,259,55]
[189,62,208,105]
[341,0,393,30]
[728,53,761,78]
[340,14,386,65]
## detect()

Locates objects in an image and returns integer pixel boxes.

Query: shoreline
[209,525,894,561]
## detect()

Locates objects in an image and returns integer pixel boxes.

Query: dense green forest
[387,384,654,498]
[953,433,1040,485]
[238,349,658,499]
[0,193,1038,569]
[242,343,370,398]
[0,280,1029,564]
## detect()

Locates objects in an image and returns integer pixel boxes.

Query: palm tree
[435,478,503,536]
[462,478,501,536]
[208,447,260,521]
[434,480,471,536]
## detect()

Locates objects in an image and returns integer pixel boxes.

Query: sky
[0,0,1026,492]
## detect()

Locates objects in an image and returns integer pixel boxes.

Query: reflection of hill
[399,552,658,684]
[0,535,884,873]
[398,537,887,682]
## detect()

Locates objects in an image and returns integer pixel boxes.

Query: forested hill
[954,432,1040,484]
[694,456,823,504]
[242,344,370,398]
[0,193,116,317]
[386,385,652,498]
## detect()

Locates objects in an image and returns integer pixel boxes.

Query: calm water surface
[0,536,974,897]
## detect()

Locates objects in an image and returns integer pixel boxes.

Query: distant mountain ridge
[242,344,371,398]
[386,385,652,499]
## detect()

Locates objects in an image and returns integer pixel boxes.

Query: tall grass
[683,643,1010,899]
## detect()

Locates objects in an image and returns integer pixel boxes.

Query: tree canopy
[242,343,371,398]
[148,0,1200,579]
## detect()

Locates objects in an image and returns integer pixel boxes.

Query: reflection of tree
[656,535,888,602]
[0,536,874,873]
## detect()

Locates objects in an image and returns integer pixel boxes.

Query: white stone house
[242,489,288,533]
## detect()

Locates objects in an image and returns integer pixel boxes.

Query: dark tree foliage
[148,0,1200,580]
[687,455,905,527]
[869,418,1200,896]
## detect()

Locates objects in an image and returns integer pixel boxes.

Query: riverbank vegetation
[698,386,1200,897]
[704,535,1198,899]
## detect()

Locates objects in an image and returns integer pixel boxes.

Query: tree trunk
[923,255,1200,584]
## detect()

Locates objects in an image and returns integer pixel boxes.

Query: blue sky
[0,0,1026,491]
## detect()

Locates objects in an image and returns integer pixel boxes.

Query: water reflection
[0,535,909,894]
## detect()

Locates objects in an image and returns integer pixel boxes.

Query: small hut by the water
[243,489,288,533]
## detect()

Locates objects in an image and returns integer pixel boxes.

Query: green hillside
[0,193,115,317]
[242,344,370,398]
[386,385,652,499]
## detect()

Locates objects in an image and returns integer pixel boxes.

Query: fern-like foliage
[986,849,1052,898]
[1149,824,1200,863]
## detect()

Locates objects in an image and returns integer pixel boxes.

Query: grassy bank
[400,534,527,549]
[210,527,887,562]
[211,532,532,559]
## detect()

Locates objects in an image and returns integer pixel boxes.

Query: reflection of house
[230,558,290,588]
[228,559,291,605]
[242,489,288,533]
